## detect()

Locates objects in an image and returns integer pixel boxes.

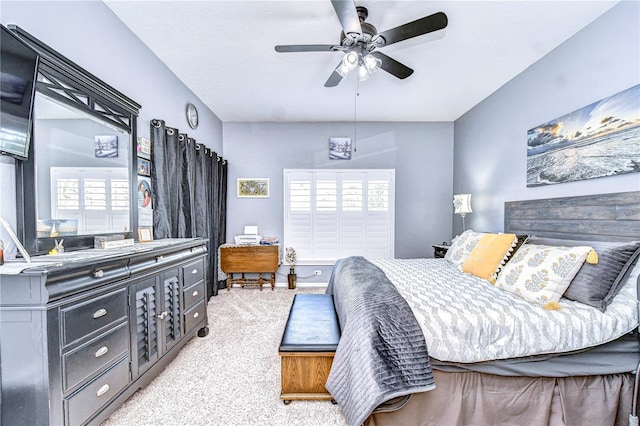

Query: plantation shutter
[284,169,394,263]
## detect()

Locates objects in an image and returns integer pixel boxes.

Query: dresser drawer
[62,287,127,346]
[182,258,205,287]
[184,300,206,333]
[63,321,129,393]
[183,280,205,311]
[66,357,129,426]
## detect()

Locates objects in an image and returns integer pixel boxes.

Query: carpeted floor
[103,286,348,426]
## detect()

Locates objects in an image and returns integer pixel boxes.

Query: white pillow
[444,230,484,268]
[495,244,592,309]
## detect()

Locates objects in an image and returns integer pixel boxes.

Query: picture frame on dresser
[138,227,153,242]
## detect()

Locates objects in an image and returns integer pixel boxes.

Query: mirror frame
[9,25,141,255]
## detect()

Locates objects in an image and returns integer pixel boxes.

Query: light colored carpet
[103,287,348,426]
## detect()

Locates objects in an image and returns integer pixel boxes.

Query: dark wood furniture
[220,244,279,290]
[279,294,340,404]
[0,239,208,426]
[432,243,450,258]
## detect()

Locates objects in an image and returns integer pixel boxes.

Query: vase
[288,267,296,289]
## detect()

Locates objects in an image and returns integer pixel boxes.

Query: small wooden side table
[432,244,450,259]
[220,244,279,290]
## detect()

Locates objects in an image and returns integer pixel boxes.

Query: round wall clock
[186,103,199,129]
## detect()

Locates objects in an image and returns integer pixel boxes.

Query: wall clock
[186,103,199,129]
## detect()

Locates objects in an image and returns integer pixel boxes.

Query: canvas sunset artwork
[527,84,640,186]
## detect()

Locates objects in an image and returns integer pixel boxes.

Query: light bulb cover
[342,51,359,71]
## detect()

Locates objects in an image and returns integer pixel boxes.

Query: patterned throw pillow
[527,237,640,311]
[444,230,484,268]
[495,244,592,309]
[462,233,518,282]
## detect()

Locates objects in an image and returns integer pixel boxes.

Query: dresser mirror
[11,25,140,255]
[32,93,131,239]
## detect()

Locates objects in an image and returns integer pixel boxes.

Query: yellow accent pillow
[462,233,518,282]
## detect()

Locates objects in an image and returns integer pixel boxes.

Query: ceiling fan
[274,0,448,87]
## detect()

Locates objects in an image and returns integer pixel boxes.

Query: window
[284,169,395,263]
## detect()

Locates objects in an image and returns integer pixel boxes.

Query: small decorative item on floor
[285,247,297,289]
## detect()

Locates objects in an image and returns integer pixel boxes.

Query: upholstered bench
[279,294,340,404]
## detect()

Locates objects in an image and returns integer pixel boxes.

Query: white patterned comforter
[369,258,639,363]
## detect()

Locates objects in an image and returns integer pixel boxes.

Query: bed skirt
[365,370,634,426]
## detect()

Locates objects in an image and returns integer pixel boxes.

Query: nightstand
[432,244,450,258]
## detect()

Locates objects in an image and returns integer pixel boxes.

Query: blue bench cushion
[279,294,340,352]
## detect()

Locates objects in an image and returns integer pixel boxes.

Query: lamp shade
[453,194,472,215]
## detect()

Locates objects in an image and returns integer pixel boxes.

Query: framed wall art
[137,158,151,176]
[136,136,151,159]
[527,84,640,187]
[237,178,270,198]
[329,137,352,160]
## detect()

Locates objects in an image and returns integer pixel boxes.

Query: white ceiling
[104,0,618,123]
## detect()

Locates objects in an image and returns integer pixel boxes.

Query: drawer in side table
[62,321,129,392]
[62,288,127,346]
[65,356,129,426]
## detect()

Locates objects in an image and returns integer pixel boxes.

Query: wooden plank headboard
[504,191,640,242]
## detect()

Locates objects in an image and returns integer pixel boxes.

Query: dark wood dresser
[0,238,208,425]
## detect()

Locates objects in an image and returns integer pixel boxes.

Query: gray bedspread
[325,256,435,426]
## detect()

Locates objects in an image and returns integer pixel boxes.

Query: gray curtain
[150,119,228,298]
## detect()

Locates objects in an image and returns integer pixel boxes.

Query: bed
[324,191,640,426]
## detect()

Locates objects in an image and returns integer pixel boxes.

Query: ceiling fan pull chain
[354,78,359,152]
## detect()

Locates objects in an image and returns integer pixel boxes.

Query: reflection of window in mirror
[33,93,131,237]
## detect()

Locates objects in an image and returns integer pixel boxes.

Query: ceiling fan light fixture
[363,54,381,71]
[342,51,359,71]
[358,53,381,81]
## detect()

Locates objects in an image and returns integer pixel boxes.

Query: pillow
[504,234,530,265]
[444,230,484,268]
[527,236,640,311]
[462,233,518,282]
[495,244,593,309]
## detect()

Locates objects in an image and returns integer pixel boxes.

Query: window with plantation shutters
[284,169,395,263]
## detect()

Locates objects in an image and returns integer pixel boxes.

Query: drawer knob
[93,308,107,319]
[192,290,199,297]
[96,384,110,397]
[95,346,109,358]
[94,269,104,278]
[191,268,198,275]
[193,312,199,319]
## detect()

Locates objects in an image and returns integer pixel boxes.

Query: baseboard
[276,282,328,288]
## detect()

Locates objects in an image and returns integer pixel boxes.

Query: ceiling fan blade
[331,0,362,35]
[376,12,448,47]
[370,51,414,79]
[324,61,345,87]
[275,44,337,53]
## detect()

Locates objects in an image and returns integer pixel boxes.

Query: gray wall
[223,121,454,282]
[453,1,640,236]
[0,0,223,257]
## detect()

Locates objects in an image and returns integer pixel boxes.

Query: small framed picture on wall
[137,158,151,176]
[137,136,151,159]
